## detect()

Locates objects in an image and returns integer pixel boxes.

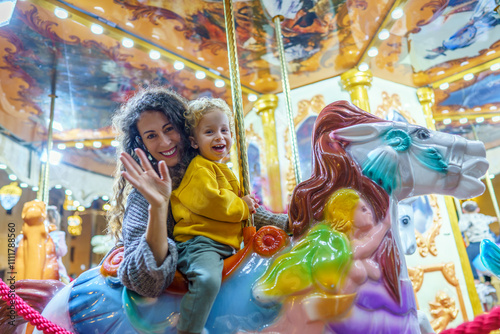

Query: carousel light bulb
[358,63,369,72]
[41,150,62,165]
[493,116,500,122]
[32,186,39,192]
[367,47,378,57]
[391,8,404,19]
[102,195,109,201]
[463,73,474,81]
[491,106,498,110]
[75,142,84,149]
[111,140,119,147]
[122,38,134,48]
[442,109,449,113]
[77,206,85,212]
[491,63,500,71]
[0,163,6,169]
[57,143,66,150]
[65,189,73,195]
[54,8,68,19]
[73,200,80,207]
[90,23,104,35]
[93,141,102,148]
[54,184,62,189]
[378,29,390,40]
[174,61,184,70]
[473,107,481,111]
[195,71,206,79]
[8,174,17,181]
[248,94,258,102]
[476,117,484,123]
[214,79,225,88]
[149,50,161,60]
[443,119,452,125]
[439,83,449,90]
[103,203,111,211]
[20,183,28,188]
[459,117,468,124]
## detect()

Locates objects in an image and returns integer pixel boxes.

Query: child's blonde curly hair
[184,97,235,136]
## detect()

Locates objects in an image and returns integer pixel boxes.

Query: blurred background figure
[459,200,498,283]
[47,205,70,284]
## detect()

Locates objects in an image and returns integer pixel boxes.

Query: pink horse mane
[288,100,402,302]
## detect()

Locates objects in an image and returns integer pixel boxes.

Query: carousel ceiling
[1,0,500,177]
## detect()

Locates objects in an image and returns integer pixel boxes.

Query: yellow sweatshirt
[171,155,248,249]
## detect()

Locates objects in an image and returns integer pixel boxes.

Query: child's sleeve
[176,167,249,223]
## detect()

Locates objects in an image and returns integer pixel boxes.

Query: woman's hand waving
[120,148,172,208]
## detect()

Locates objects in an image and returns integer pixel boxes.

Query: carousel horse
[17,101,487,334]
[398,198,418,255]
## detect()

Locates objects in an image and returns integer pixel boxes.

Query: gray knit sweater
[118,189,289,297]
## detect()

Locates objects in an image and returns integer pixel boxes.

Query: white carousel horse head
[398,198,417,255]
[333,121,488,201]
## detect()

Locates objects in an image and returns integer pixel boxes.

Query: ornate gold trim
[429,291,459,333]
[374,91,417,124]
[415,195,443,257]
[408,262,468,322]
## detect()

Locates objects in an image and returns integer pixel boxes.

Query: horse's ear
[332,123,391,143]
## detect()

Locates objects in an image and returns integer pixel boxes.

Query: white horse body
[23,105,488,334]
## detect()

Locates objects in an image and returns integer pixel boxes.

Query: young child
[171,97,259,334]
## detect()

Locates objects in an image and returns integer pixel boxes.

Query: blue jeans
[176,236,234,333]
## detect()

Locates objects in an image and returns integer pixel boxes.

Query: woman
[107,86,288,298]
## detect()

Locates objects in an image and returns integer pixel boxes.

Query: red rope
[441,306,500,334]
[0,278,73,334]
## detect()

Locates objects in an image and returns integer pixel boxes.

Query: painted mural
[410,0,500,72]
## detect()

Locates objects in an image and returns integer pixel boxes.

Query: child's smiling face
[190,109,233,163]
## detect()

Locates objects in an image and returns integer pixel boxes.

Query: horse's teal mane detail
[412,144,448,173]
[385,129,411,152]
[362,148,399,195]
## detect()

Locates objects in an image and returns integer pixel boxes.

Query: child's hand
[242,194,259,214]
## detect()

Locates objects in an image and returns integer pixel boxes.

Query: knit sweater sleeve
[254,206,290,233]
[117,190,178,297]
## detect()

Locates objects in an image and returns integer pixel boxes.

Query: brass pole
[223,0,253,225]
[340,68,372,113]
[273,15,301,185]
[471,125,500,222]
[38,47,57,205]
[255,94,284,212]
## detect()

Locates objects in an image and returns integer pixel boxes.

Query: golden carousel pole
[340,68,373,113]
[417,87,483,316]
[254,94,283,212]
[223,0,252,225]
[272,15,301,186]
[37,48,58,206]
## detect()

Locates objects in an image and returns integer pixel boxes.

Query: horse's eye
[402,218,409,225]
[416,129,430,140]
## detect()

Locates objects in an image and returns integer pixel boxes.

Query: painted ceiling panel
[0,0,499,177]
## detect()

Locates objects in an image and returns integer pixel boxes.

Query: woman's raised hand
[120,149,172,208]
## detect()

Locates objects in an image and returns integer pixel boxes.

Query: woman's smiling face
[137,110,183,167]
